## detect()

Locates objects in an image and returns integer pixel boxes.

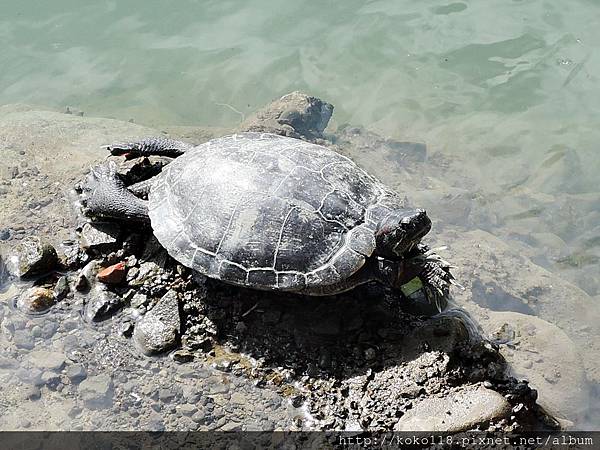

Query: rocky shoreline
[0,94,596,432]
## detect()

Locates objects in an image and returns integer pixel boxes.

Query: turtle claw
[78,161,125,217]
[103,142,136,156]
[77,161,149,222]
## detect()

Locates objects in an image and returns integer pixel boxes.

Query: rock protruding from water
[17,287,56,314]
[240,91,333,141]
[133,290,180,355]
[394,384,511,432]
[14,236,59,278]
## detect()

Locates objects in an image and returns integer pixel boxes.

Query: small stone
[129,261,160,286]
[75,260,99,291]
[133,290,181,355]
[28,351,66,371]
[16,287,55,313]
[13,329,35,350]
[68,406,83,418]
[53,276,69,300]
[0,228,10,240]
[41,321,59,339]
[23,385,41,401]
[178,404,197,417]
[191,411,206,424]
[171,349,194,363]
[79,222,120,251]
[66,364,88,383]
[219,421,241,431]
[364,348,377,361]
[235,321,247,333]
[40,371,61,387]
[207,379,229,395]
[14,236,59,278]
[158,388,175,403]
[84,286,125,322]
[97,262,127,284]
[130,293,148,308]
[78,374,114,409]
[119,321,134,337]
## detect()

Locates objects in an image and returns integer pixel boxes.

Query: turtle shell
[148,132,403,292]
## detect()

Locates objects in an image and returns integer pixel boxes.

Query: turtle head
[375,209,431,259]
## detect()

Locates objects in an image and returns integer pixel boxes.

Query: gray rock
[207,378,229,395]
[28,351,66,371]
[130,293,148,308]
[84,285,125,322]
[40,371,61,386]
[178,404,198,417]
[78,374,114,409]
[0,356,13,369]
[394,385,511,432]
[53,276,69,300]
[41,321,59,339]
[191,410,207,424]
[66,364,88,383]
[0,228,10,240]
[158,388,176,403]
[240,91,333,141]
[13,329,35,350]
[129,261,160,286]
[133,290,180,355]
[14,236,59,278]
[23,385,41,401]
[79,222,120,251]
[75,259,99,291]
[0,252,7,284]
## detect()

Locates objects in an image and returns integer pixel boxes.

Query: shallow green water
[3,2,598,290]
[1,0,600,429]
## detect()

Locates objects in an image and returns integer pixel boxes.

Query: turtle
[79,132,456,309]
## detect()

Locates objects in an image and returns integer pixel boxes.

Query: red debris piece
[97,262,127,284]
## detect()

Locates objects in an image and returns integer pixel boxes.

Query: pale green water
[1,0,600,429]
[2,1,598,286]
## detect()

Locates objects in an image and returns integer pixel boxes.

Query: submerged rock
[474,308,590,427]
[133,290,181,355]
[14,236,59,278]
[394,384,511,432]
[78,374,114,409]
[17,287,55,314]
[27,351,66,371]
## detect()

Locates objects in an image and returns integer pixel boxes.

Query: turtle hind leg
[104,137,193,158]
[78,161,149,222]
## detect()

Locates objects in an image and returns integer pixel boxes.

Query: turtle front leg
[372,246,459,314]
[78,161,149,222]
[105,137,193,158]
